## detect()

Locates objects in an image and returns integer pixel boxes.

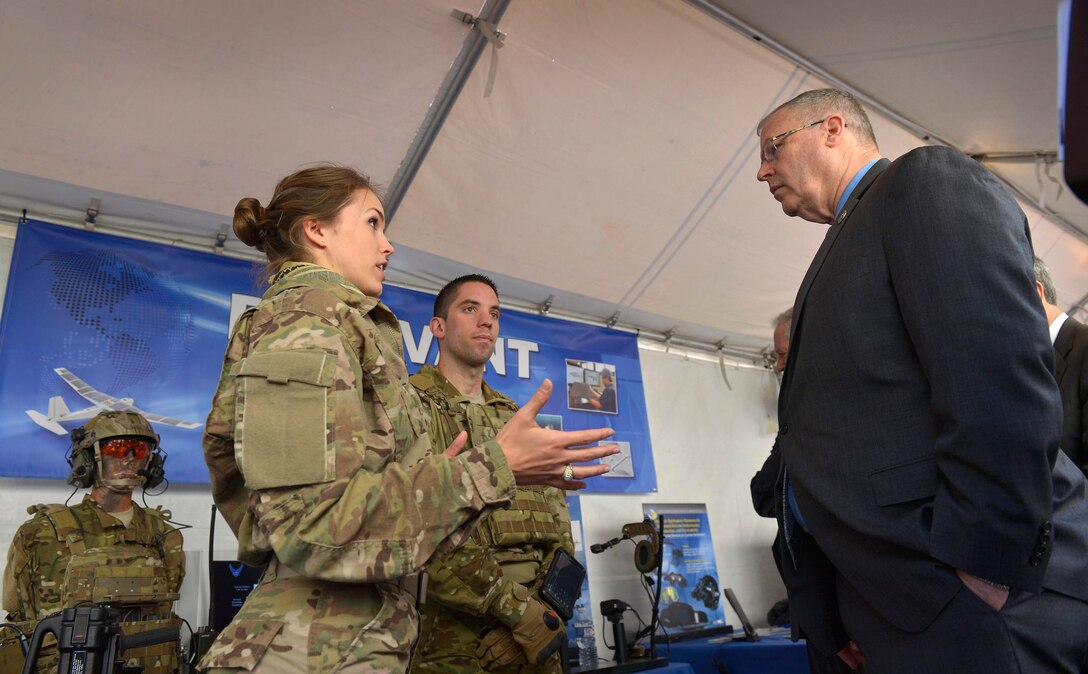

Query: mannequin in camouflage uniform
[409,275,575,673]
[2,410,185,674]
[198,165,615,674]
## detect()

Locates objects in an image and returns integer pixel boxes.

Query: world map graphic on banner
[34,250,196,392]
[0,220,657,492]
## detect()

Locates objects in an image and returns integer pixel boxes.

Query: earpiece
[634,539,660,573]
[66,440,96,489]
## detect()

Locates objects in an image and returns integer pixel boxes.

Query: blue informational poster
[0,220,657,492]
[642,503,728,638]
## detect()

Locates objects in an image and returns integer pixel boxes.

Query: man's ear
[301,217,327,249]
[825,114,847,147]
[430,316,445,339]
[1035,281,1049,306]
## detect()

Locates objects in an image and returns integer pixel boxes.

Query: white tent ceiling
[2,0,1086,358]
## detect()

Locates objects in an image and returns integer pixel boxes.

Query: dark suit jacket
[1055,316,1088,474]
[775,147,1088,653]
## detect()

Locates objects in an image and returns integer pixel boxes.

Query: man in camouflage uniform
[2,410,185,674]
[410,275,574,673]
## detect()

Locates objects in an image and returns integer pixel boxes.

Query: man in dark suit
[755,88,1088,672]
[1034,256,1088,476]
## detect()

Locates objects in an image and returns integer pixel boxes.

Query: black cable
[0,622,29,655]
[143,475,170,498]
[595,613,612,663]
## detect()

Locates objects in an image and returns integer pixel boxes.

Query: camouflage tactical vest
[21,501,182,674]
[411,365,567,563]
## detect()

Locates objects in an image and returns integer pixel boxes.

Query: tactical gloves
[477,598,565,667]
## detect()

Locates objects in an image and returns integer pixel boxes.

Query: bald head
[757,89,878,148]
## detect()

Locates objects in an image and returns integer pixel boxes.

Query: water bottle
[576,623,598,667]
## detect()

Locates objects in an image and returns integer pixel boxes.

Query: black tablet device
[540,549,586,621]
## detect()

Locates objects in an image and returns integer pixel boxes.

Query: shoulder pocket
[198,619,284,670]
[235,349,337,489]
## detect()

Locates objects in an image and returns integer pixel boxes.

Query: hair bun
[233,197,265,249]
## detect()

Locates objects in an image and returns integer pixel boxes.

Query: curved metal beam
[384,0,512,226]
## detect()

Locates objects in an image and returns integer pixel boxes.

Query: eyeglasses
[100,437,152,460]
[761,119,826,163]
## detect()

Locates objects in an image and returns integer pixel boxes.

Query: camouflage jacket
[200,263,516,673]
[409,365,574,673]
[1,495,185,674]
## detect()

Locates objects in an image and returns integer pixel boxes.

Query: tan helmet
[76,411,159,451]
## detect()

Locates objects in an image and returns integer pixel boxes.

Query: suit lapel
[781,159,890,405]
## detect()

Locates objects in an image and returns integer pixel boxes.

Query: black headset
[66,427,96,488]
[66,426,166,490]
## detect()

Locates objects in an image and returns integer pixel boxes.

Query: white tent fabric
[1,0,1085,354]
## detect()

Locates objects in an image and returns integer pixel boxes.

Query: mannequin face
[98,437,151,493]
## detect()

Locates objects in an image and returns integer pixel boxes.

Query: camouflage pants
[199,565,418,674]
[205,653,404,674]
[205,639,408,674]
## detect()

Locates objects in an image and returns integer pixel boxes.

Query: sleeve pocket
[870,456,938,506]
[198,619,284,670]
[235,349,337,489]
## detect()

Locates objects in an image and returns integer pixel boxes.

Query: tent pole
[384,0,512,226]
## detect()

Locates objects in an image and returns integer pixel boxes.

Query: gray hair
[772,306,794,329]
[1033,256,1058,305]
[758,89,877,148]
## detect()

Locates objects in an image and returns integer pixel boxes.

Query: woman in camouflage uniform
[200,165,617,674]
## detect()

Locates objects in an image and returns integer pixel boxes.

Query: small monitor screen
[584,370,601,387]
[211,561,265,631]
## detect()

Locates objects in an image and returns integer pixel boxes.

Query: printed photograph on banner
[536,413,563,431]
[565,358,618,414]
[600,440,634,478]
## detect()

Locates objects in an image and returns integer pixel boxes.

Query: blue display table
[656,632,810,674]
[648,664,696,674]
[574,659,695,674]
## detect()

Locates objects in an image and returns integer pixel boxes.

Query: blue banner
[643,503,727,637]
[0,220,657,492]
[386,284,657,493]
